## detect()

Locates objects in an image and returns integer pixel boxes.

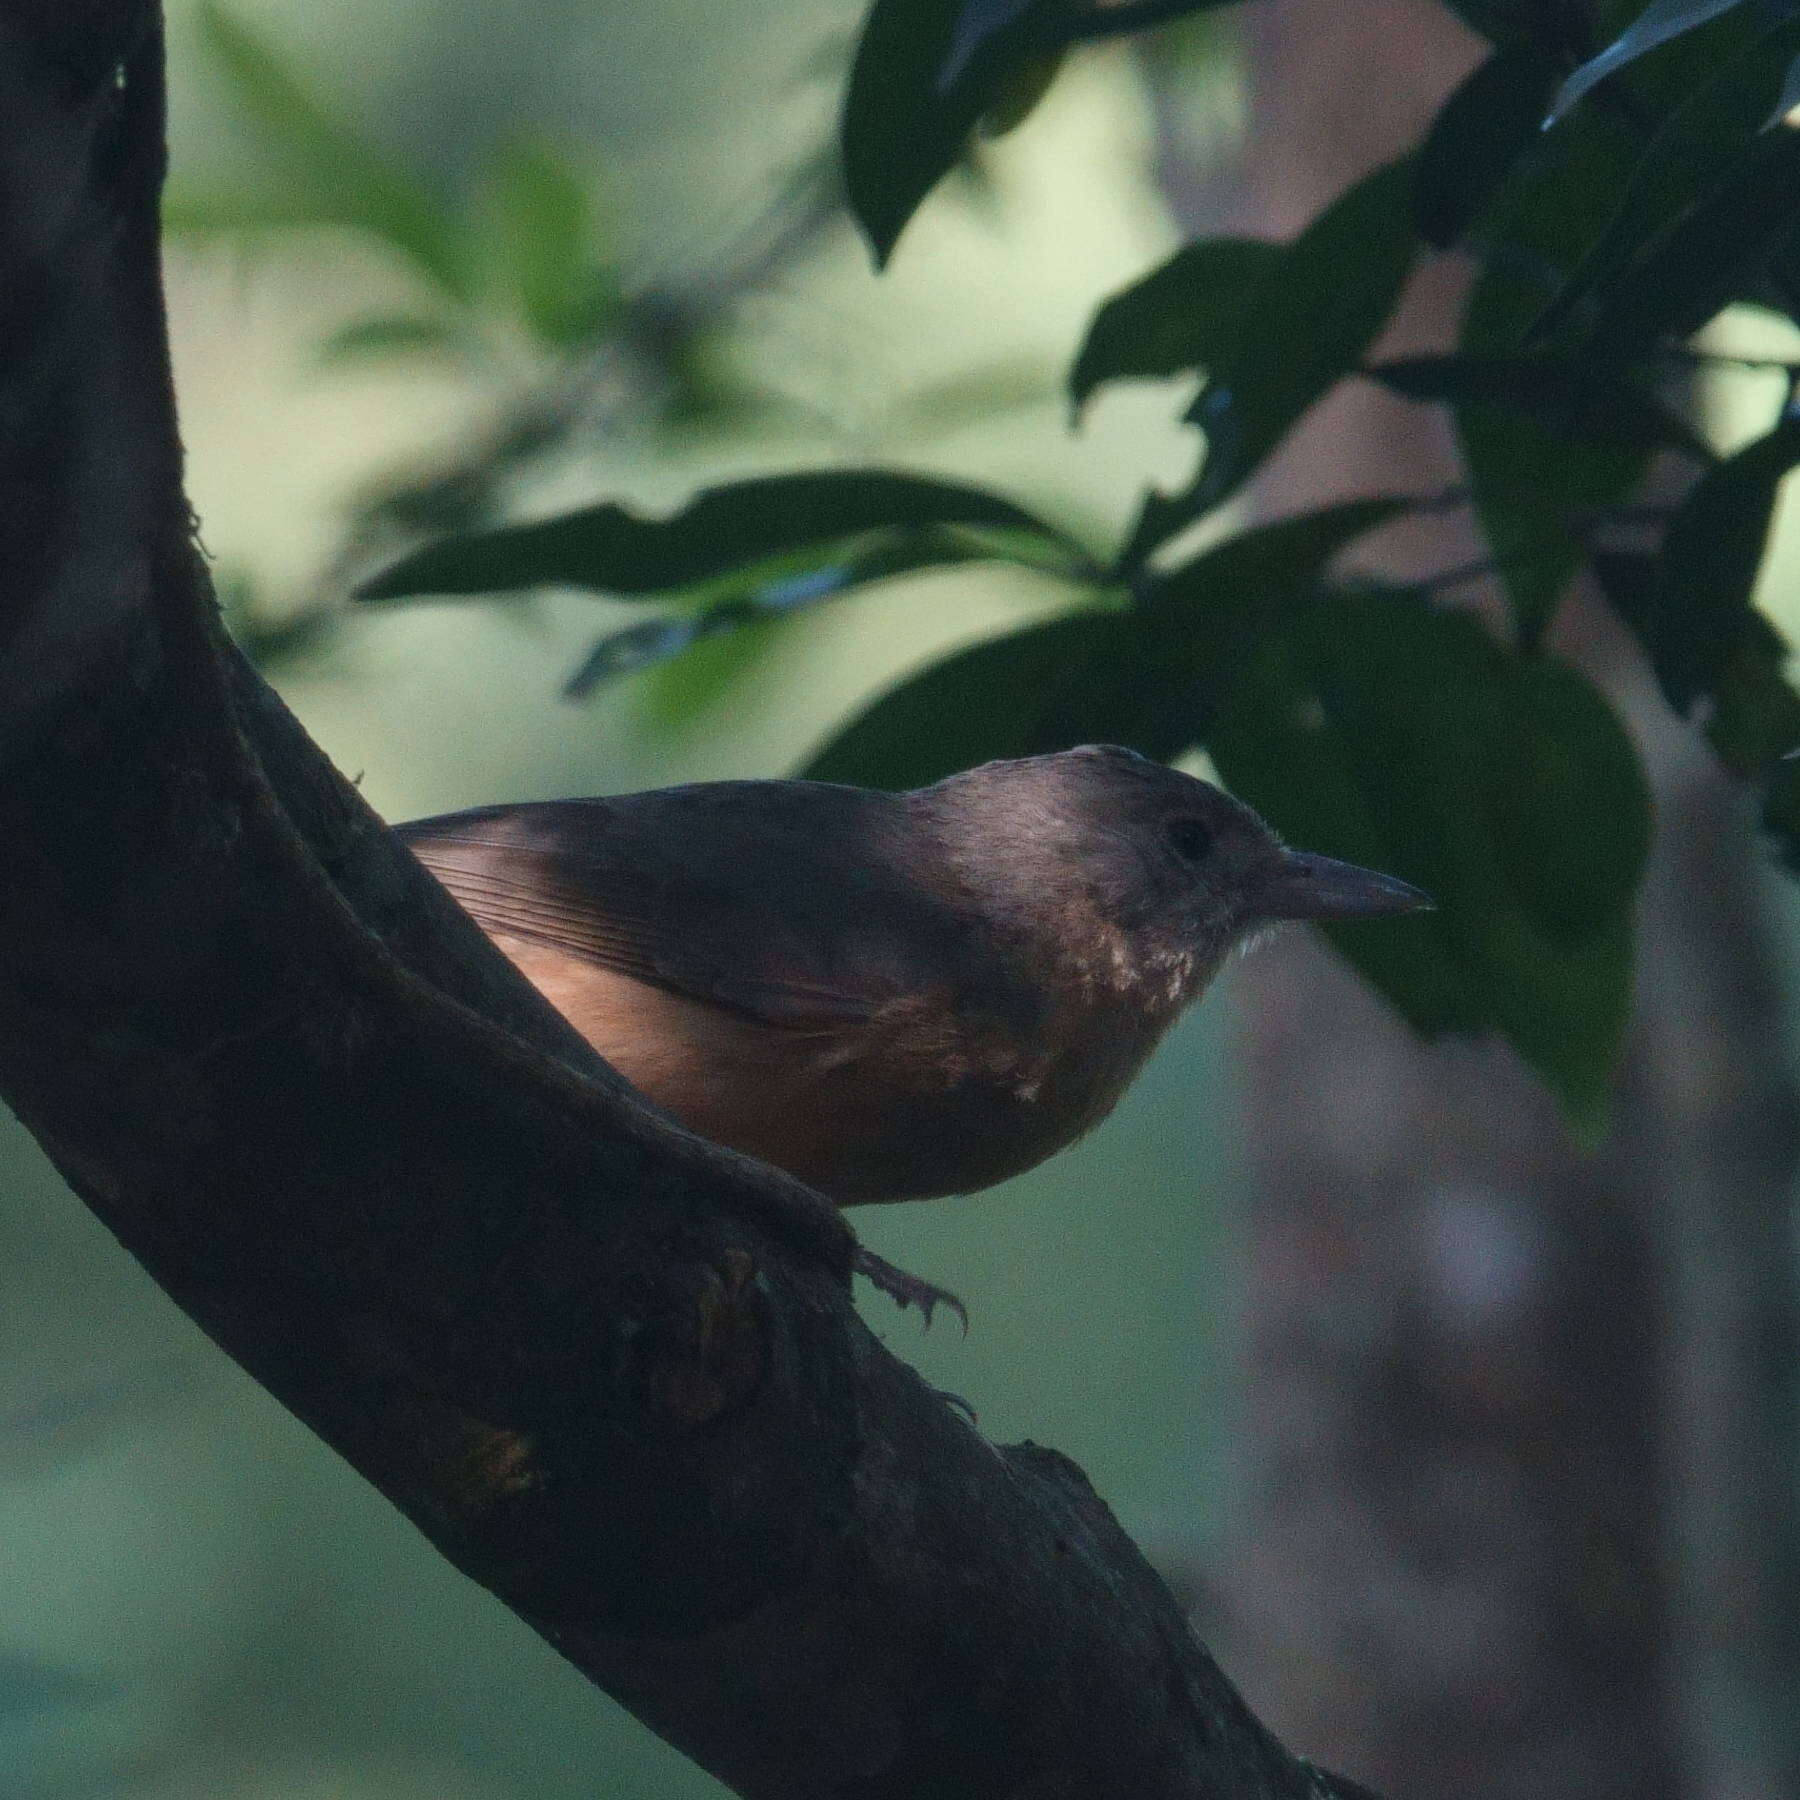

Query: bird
[396,745,1430,1322]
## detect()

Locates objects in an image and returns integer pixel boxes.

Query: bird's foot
[852,1246,969,1334]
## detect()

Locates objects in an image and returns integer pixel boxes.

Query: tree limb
[0,7,1386,1795]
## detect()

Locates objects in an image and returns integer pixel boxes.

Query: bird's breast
[491,934,1175,1204]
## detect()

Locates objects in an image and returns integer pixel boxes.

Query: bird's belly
[491,937,1142,1204]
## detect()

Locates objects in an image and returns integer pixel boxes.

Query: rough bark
[0,7,1388,1796]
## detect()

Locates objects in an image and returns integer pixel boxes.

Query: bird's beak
[1250,850,1434,922]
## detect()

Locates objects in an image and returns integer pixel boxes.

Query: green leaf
[1031,499,1406,755]
[314,314,468,366]
[1655,419,1800,700]
[1595,548,1800,787]
[1581,125,1800,359]
[1367,354,1711,458]
[841,0,1242,263]
[1531,13,1800,350]
[802,613,1117,789]
[193,1,469,298]
[1415,47,1564,249]
[561,528,1003,698]
[843,0,1048,266]
[161,186,341,240]
[358,470,1087,601]
[1209,593,1648,1132]
[1207,627,1485,1039]
[1069,238,1281,413]
[1454,111,1653,642]
[476,138,617,349]
[1125,159,1418,560]
[978,45,1069,138]
[1597,420,1800,724]
[1143,496,1407,666]
[1550,0,1749,123]
[1435,0,1584,49]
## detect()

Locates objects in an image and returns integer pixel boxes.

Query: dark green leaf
[1604,545,1800,772]
[1368,354,1710,458]
[1454,111,1654,641]
[978,45,1069,137]
[802,613,1117,789]
[358,470,1086,601]
[1596,526,1800,870]
[193,2,468,298]
[1146,496,1407,638]
[1435,0,1585,49]
[1550,0,1749,122]
[1208,593,1648,1132]
[1069,237,1281,413]
[1531,13,1800,350]
[1581,125,1800,359]
[1030,499,1406,754]
[1612,418,1800,712]
[1207,626,1485,1039]
[841,0,1243,263]
[1125,159,1418,559]
[843,0,1051,265]
[1415,47,1564,249]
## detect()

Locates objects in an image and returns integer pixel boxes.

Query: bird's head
[912,745,1431,1001]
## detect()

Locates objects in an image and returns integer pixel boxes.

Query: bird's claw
[852,1246,969,1333]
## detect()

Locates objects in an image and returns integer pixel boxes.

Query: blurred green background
[0,3,1249,1794]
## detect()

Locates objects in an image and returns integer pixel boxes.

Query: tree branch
[0,8,1386,1795]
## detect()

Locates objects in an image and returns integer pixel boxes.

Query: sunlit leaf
[192,1,469,298]
[314,314,468,366]
[358,470,1088,601]
[1124,159,1418,560]
[476,138,617,349]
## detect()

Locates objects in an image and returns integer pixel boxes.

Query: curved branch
[0,8,1386,1796]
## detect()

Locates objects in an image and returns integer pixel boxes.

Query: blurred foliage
[213,0,1800,1128]
[168,1,622,358]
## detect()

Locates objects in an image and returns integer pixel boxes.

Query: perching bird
[397,746,1429,1318]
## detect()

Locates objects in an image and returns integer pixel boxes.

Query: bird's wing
[394,787,950,1029]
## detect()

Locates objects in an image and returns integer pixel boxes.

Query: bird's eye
[1165,817,1215,862]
